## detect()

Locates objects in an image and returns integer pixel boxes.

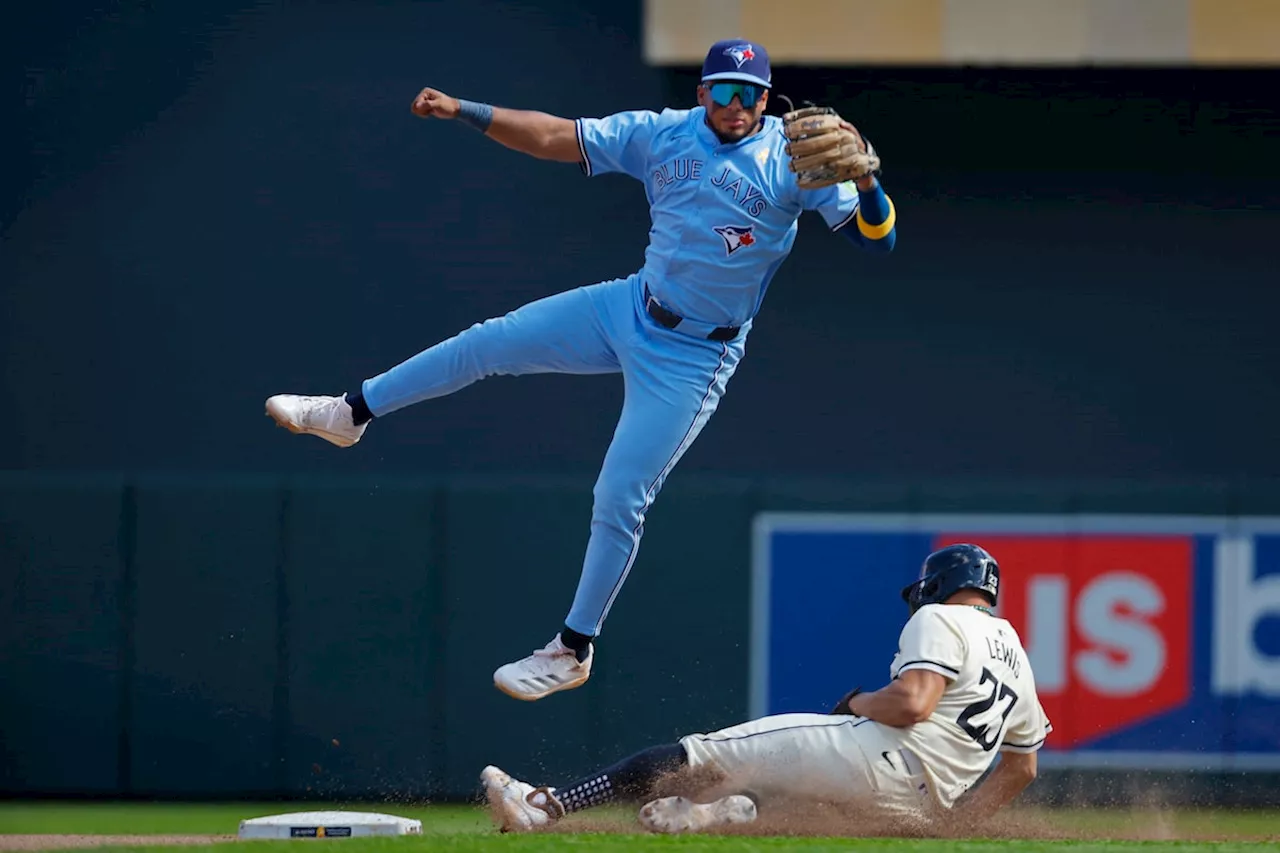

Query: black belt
[643,284,741,341]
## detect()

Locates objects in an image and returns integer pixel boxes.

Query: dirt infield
[0,837,233,850]
[550,803,1278,843]
[536,764,1278,843]
[2,807,1276,847]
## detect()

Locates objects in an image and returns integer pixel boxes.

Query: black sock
[559,626,594,663]
[552,744,686,814]
[345,390,374,426]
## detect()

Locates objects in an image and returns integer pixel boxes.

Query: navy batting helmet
[900,544,1000,614]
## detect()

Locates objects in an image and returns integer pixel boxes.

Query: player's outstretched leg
[481,744,741,834]
[265,284,618,448]
[493,317,743,699]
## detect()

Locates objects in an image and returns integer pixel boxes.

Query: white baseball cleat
[264,393,367,448]
[493,634,593,701]
[638,795,757,834]
[480,765,565,833]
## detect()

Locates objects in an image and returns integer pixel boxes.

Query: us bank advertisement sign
[751,514,1280,769]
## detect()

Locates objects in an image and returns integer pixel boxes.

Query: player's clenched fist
[411,87,460,119]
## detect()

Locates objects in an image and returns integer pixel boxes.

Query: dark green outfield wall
[5,473,1280,800]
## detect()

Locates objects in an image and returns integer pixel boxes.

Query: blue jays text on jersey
[576,106,863,328]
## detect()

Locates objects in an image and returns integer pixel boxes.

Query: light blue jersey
[357,96,894,651]
[577,107,859,326]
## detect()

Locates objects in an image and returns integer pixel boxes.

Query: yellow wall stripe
[1191,0,1280,63]
[644,0,743,64]
[643,0,1280,66]
[1087,0,1190,64]
[944,0,1091,64]
[742,0,944,63]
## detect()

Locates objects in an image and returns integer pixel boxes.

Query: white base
[238,811,422,839]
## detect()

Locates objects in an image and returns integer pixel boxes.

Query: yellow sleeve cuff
[856,196,896,240]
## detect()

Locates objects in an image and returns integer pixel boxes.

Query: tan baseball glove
[782,106,880,189]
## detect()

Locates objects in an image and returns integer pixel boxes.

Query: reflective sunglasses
[708,81,763,108]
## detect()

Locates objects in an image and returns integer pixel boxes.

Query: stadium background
[3,0,1278,807]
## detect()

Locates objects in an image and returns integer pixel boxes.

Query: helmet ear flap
[901,579,926,613]
[918,577,941,607]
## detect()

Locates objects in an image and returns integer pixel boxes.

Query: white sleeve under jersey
[886,604,1052,808]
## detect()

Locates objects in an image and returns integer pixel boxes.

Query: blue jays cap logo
[703,38,771,88]
[723,43,756,68]
[714,225,756,255]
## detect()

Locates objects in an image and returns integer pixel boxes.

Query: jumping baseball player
[482,545,1051,834]
[264,39,896,701]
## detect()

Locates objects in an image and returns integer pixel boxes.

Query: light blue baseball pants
[362,275,745,636]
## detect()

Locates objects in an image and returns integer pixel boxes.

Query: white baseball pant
[679,713,936,820]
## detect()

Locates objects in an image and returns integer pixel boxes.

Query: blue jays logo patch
[723,44,756,69]
[714,225,756,255]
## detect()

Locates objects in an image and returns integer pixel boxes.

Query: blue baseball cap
[701,39,771,89]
